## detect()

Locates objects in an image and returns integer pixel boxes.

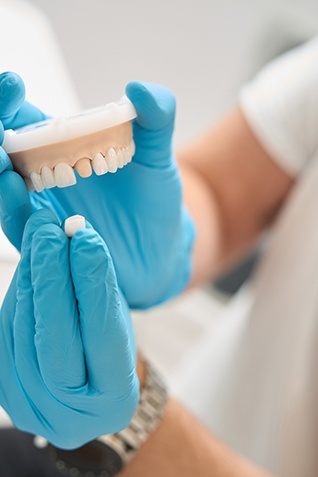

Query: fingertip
[0,71,24,86]
[27,208,59,225]
[22,209,60,250]
[126,81,176,129]
[30,223,69,282]
[125,80,147,99]
[0,72,25,120]
[32,222,67,250]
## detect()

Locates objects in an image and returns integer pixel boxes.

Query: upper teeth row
[26,141,135,192]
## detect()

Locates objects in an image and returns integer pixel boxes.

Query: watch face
[48,440,123,477]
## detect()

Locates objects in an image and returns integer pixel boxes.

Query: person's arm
[119,359,273,477]
[179,37,318,288]
[178,106,294,287]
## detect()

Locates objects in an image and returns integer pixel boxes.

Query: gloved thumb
[126,81,175,130]
[0,72,50,252]
[0,72,25,123]
[125,81,176,168]
[0,71,47,130]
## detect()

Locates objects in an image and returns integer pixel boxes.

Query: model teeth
[26,141,135,191]
[74,158,92,178]
[92,152,108,176]
[24,177,35,192]
[105,147,118,173]
[129,139,135,157]
[123,146,132,165]
[117,149,125,168]
[30,171,44,193]
[54,162,77,188]
[41,165,56,189]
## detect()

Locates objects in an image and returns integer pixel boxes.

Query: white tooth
[30,172,44,193]
[54,162,77,188]
[64,215,86,238]
[105,147,118,173]
[129,139,136,157]
[123,147,131,165]
[117,149,124,168]
[24,177,35,192]
[41,166,56,189]
[92,153,108,175]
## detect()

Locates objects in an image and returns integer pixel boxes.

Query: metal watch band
[97,360,168,465]
[33,360,168,476]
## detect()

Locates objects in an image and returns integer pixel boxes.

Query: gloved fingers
[0,72,25,123]
[13,210,60,395]
[30,223,86,394]
[0,72,47,250]
[0,121,3,145]
[70,227,136,394]
[126,81,175,130]
[125,81,175,168]
[0,147,13,172]
[0,170,33,250]
[0,115,32,250]
[0,72,47,129]
[20,208,59,250]
[6,101,48,130]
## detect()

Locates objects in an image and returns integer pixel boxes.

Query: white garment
[240,36,318,176]
[172,38,318,476]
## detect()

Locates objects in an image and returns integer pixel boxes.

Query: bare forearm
[117,357,273,477]
[119,397,273,477]
[178,107,294,287]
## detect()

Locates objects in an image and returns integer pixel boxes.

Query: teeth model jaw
[21,139,135,192]
[2,97,137,192]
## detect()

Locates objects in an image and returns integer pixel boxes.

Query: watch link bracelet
[33,360,168,477]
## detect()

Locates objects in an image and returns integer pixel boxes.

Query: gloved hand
[0,72,195,309]
[0,72,46,249]
[0,208,139,449]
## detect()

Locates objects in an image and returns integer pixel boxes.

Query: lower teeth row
[26,141,135,192]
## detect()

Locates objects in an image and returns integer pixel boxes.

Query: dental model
[2,97,137,192]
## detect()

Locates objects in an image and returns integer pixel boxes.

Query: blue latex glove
[0,72,46,249]
[0,208,139,449]
[0,72,196,309]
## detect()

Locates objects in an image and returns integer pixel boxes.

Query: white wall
[27,0,318,146]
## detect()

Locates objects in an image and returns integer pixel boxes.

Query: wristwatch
[33,360,167,477]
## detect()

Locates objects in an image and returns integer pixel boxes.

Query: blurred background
[26,0,318,296]
[27,0,318,146]
[0,0,318,417]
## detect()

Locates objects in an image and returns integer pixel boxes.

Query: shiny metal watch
[33,361,167,477]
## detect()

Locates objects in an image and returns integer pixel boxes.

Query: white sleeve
[239,36,318,177]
